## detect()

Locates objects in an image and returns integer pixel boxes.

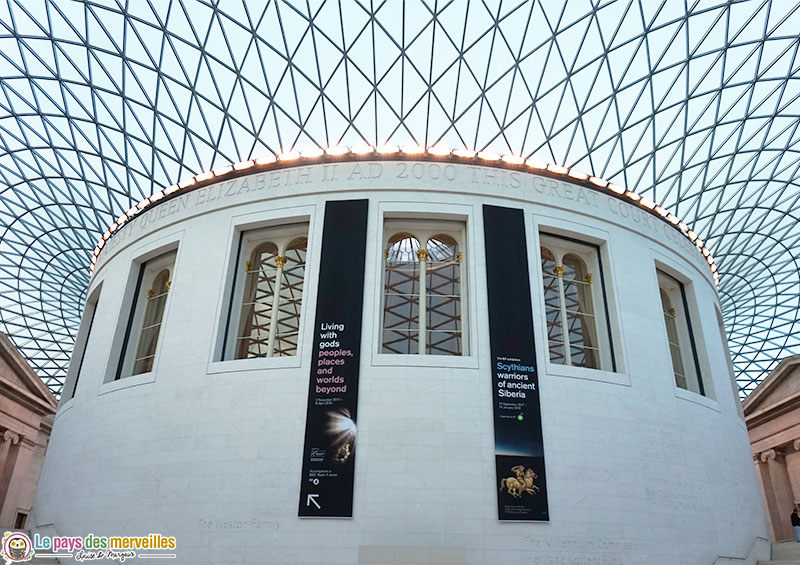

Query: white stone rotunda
[32,151,768,564]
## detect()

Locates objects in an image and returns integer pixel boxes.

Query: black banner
[483,204,549,521]
[298,199,368,518]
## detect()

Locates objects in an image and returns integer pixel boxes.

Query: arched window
[425,235,461,355]
[382,222,464,355]
[714,307,732,408]
[273,237,307,356]
[227,224,308,359]
[657,269,706,395]
[562,254,598,367]
[65,284,102,399]
[541,247,564,363]
[539,234,611,370]
[116,249,176,379]
[382,233,421,354]
[132,268,171,375]
[237,242,280,358]
[660,287,686,389]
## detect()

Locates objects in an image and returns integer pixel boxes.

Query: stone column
[754,454,778,541]
[761,449,795,541]
[0,431,19,472]
[793,440,800,506]
[0,435,35,528]
[0,431,19,514]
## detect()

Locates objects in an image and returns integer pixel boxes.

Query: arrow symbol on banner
[307,494,321,509]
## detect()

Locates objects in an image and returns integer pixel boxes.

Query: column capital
[793,439,800,452]
[2,430,19,445]
[761,448,784,462]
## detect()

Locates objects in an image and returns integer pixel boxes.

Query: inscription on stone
[96,162,711,280]
[196,517,282,531]
[525,536,642,565]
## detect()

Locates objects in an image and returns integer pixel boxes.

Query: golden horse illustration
[499,465,540,498]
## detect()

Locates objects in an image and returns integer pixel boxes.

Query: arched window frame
[656,269,706,396]
[539,234,613,371]
[224,223,309,360]
[381,219,467,356]
[62,282,102,400]
[660,287,687,389]
[714,306,736,411]
[117,250,177,379]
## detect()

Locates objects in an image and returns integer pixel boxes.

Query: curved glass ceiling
[1,0,798,397]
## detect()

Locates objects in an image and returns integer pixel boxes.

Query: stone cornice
[745,390,800,431]
[743,354,800,415]
[0,333,58,412]
[0,376,57,417]
[88,151,720,286]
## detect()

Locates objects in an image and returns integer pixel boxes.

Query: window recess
[224,223,308,360]
[539,233,614,371]
[381,220,465,356]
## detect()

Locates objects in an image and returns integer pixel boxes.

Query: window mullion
[417,247,428,355]
[458,250,465,356]
[555,263,572,365]
[266,256,286,357]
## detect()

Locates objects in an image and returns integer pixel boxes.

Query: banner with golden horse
[484,205,549,521]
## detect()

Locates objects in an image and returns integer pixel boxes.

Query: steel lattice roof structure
[0,0,798,397]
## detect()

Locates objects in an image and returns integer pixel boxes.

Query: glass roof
[0,0,798,397]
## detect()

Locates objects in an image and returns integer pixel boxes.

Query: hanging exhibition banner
[298,199,369,518]
[483,204,549,521]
